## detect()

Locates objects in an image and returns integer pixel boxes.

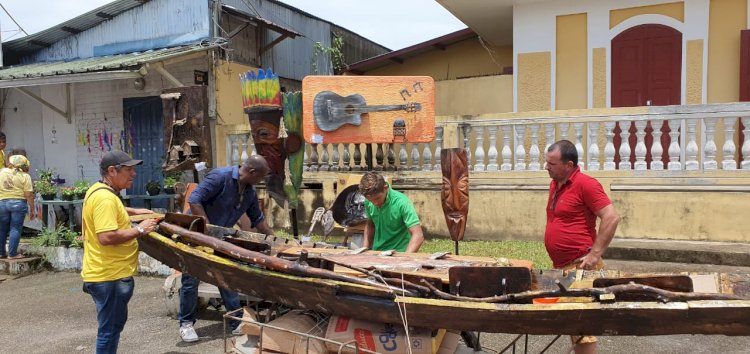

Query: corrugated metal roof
[3,0,147,53]
[0,44,216,80]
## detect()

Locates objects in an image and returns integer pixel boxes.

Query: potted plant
[34,180,58,200]
[60,187,77,201]
[163,175,179,194]
[32,226,61,247]
[145,181,161,196]
[36,167,56,183]
[74,180,90,200]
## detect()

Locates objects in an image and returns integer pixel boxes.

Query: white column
[501,126,512,171]
[462,125,473,170]
[319,144,330,171]
[587,122,600,171]
[331,143,341,171]
[528,124,541,170]
[742,117,750,169]
[474,126,486,171]
[433,127,443,171]
[667,120,682,170]
[544,123,555,156]
[650,119,664,170]
[422,142,433,171]
[618,121,632,170]
[685,119,699,171]
[487,125,499,171]
[411,144,420,171]
[514,125,527,170]
[722,117,737,170]
[633,120,648,171]
[573,122,584,170]
[603,121,616,170]
[703,118,718,170]
[560,122,569,140]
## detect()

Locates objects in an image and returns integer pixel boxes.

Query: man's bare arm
[404,225,424,253]
[363,219,375,249]
[578,204,620,270]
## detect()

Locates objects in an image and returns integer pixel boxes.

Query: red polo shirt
[544,167,612,268]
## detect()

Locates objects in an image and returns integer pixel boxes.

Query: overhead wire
[0,2,29,36]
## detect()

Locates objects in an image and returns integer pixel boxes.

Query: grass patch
[274,230,552,269]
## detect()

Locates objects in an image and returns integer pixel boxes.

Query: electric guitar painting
[302,75,435,144]
[313,91,421,132]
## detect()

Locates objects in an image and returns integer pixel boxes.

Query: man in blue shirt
[178,155,274,342]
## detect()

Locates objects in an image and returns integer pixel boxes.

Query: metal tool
[302,207,325,242]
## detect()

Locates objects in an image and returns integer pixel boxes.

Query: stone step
[0,257,45,275]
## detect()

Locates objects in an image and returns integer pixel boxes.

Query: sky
[0,0,466,50]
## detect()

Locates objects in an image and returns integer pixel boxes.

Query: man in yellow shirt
[81,150,158,354]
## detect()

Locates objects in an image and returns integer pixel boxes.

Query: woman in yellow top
[0,155,36,259]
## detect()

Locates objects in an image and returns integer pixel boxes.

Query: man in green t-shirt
[359,172,424,252]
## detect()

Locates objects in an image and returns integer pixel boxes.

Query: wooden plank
[449,266,532,297]
[302,76,435,143]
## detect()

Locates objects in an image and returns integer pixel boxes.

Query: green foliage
[311,33,345,74]
[73,180,90,196]
[163,176,179,188]
[36,168,56,182]
[60,187,77,200]
[33,179,57,196]
[419,239,552,269]
[33,225,80,248]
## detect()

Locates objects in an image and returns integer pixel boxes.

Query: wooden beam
[150,62,184,87]
[260,34,289,55]
[61,26,81,34]
[14,84,72,123]
[227,22,250,38]
[96,12,113,20]
[389,57,404,64]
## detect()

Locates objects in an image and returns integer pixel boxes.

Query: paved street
[1,271,750,354]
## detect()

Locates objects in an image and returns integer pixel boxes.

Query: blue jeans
[178,274,241,330]
[0,199,28,257]
[84,277,135,354]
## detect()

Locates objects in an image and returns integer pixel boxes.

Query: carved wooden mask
[441,148,469,241]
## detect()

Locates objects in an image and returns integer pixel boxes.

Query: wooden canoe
[137,220,750,336]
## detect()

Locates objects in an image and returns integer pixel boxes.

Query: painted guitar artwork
[313,91,421,132]
[302,76,435,144]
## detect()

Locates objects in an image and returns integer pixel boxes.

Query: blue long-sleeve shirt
[188,166,264,228]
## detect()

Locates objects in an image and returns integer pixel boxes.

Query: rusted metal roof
[344,28,474,74]
[0,44,217,81]
[2,0,148,54]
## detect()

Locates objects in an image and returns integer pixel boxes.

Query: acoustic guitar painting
[303,76,435,144]
[313,91,421,132]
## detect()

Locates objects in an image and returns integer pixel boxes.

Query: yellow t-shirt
[81,182,138,282]
[0,150,5,168]
[0,168,33,200]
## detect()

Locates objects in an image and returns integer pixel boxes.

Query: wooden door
[612,24,682,167]
[124,96,165,208]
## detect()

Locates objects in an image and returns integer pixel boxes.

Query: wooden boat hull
[138,232,750,335]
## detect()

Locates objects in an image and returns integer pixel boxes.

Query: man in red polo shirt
[544,139,620,354]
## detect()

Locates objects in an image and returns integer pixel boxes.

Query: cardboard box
[436,331,461,354]
[261,310,327,354]
[237,307,261,337]
[325,316,435,354]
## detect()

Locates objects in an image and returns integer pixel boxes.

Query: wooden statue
[441,148,469,254]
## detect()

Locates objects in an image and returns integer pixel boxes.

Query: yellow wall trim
[707,0,747,103]
[610,2,684,29]
[517,52,551,112]
[686,39,704,105]
[592,48,607,108]
[556,13,588,110]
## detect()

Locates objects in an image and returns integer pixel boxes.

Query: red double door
[611,24,682,166]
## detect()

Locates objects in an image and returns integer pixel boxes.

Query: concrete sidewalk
[605,238,750,267]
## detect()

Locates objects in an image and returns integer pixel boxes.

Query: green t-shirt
[364,187,420,252]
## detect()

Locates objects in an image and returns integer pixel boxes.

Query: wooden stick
[158,222,418,297]
[420,280,744,303]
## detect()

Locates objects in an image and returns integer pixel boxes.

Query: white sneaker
[180,323,199,343]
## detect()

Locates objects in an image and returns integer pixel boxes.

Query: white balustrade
[411,144,420,171]
[722,118,737,170]
[462,125,473,170]
[514,125,527,171]
[319,144,330,172]
[573,122,584,170]
[528,124,541,171]
[587,122,600,171]
[651,120,664,170]
[604,122,616,170]
[634,121,647,171]
[331,143,341,172]
[422,142,433,171]
[501,126,512,171]
[342,144,351,171]
[474,126,486,171]
[743,117,750,169]
[685,119,699,171]
[487,126,499,171]
[703,118,718,170]
[544,123,555,157]
[667,120,681,170]
[619,121,632,170]
[433,127,443,171]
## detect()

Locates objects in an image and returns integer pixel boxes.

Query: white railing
[228,103,750,173]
